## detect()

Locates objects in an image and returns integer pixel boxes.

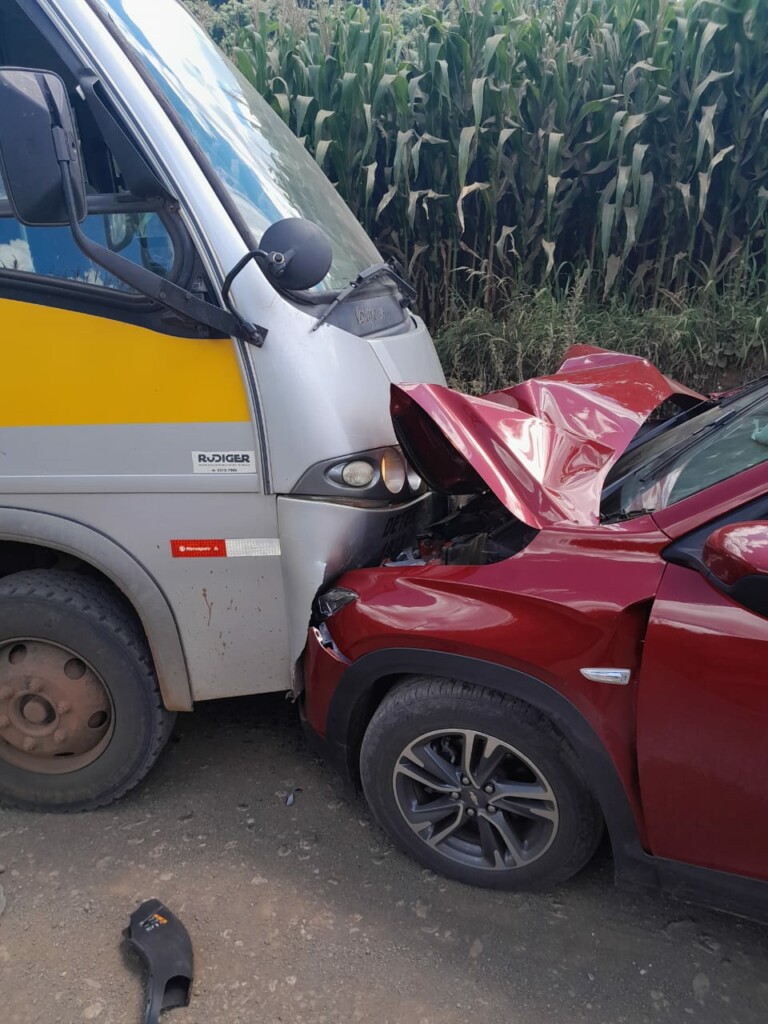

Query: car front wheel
[360,677,603,889]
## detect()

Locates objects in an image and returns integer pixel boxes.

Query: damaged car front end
[301,347,768,917]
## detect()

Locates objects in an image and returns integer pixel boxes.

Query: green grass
[436,278,768,393]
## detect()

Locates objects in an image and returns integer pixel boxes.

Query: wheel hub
[454,782,495,812]
[19,693,55,726]
[0,640,113,774]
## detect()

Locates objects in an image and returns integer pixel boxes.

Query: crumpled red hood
[391,345,705,529]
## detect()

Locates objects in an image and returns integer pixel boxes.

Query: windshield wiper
[633,408,741,487]
[600,508,655,523]
[718,373,768,407]
[622,398,714,456]
[622,377,768,462]
[311,263,417,333]
[603,397,757,513]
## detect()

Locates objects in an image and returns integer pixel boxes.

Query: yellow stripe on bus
[1,298,251,426]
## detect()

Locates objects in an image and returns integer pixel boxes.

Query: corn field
[216,0,768,326]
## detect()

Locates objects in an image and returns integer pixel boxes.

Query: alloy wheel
[392,728,559,871]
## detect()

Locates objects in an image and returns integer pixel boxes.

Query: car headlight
[381,448,406,494]
[316,587,358,619]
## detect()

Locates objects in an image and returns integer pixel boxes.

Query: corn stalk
[223,0,768,325]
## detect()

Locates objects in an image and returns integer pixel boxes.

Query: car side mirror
[702,521,768,617]
[0,68,87,226]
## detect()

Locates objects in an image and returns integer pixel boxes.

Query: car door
[636,491,768,880]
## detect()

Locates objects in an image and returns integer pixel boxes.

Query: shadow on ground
[1,692,767,1024]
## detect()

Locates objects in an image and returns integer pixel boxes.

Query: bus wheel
[0,570,174,810]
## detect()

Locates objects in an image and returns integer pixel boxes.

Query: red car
[302,346,768,919]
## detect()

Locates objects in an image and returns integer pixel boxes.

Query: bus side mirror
[0,68,87,226]
[703,521,768,617]
[259,217,332,291]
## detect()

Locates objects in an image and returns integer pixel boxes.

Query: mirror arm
[220,248,293,312]
[53,131,267,346]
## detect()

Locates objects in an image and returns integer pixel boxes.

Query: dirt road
[1,694,766,1024]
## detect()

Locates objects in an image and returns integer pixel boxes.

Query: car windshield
[602,383,768,516]
[89,0,380,291]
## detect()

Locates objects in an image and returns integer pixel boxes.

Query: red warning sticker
[170,539,226,558]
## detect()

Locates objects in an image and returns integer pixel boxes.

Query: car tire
[0,569,174,811]
[360,677,603,890]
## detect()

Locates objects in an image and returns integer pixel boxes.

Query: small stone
[693,973,710,1000]
[0,864,6,874]
[469,938,484,959]
[83,1003,103,1020]
[696,934,721,955]
[0,884,6,919]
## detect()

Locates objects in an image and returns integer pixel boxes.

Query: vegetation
[437,280,766,392]
[185,0,768,389]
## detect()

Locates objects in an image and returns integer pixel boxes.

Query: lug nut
[450,791,460,800]
[0,715,9,728]
[487,805,498,814]
[484,784,495,794]
[460,776,470,786]
[466,807,476,817]
[22,737,36,752]
[53,729,68,745]
[28,679,42,693]
[57,702,71,715]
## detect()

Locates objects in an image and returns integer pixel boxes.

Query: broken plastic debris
[125,899,193,1024]
[285,787,303,806]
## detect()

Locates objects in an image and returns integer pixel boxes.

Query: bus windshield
[90,0,380,290]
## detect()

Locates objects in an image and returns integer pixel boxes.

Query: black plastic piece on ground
[125,899,194,1024]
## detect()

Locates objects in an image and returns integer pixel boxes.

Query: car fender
[324,647,654,886]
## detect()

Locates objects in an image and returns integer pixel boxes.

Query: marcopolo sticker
[192,450,257,474]
[171,538,281,558]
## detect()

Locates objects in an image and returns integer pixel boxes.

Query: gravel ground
[1,693,767,1024]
